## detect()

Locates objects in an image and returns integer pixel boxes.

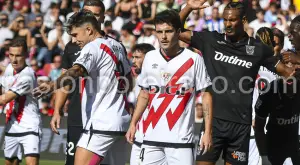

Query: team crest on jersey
[162,72,171,81]
[246,45,255,55]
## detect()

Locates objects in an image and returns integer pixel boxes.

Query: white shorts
[140,144,193,165]
[248,138,260,165]
[130,143,142,165]
[4,131,42,161]
[77,130,129,165]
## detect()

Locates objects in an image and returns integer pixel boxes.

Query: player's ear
[242,16,247,25]
[86,25,93,35]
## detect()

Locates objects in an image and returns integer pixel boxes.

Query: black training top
[191,31,277,124]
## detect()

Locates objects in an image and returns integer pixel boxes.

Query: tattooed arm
[199,90,213,154]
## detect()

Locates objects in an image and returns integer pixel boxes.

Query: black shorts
[267,137,300,165]
[65,126,82,165]
[196,118,251,165]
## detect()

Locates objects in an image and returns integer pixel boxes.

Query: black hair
[83,0,105,12]
[256,8,265,15]
[132,44,155,55]
[272,28,284,46]
[66,10,101,34]
[224,2,246,18]
[256,27,275,48]
[10,38,28,56]
[104,21,112,27]
[33,1,41,5]
[289,5,296,12]
[154,9,181,31]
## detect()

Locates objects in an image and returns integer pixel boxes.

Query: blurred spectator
[187,9,205,32]
[105,7,124,32]
[124,7,143,36]
[9,15,32,48]
[0,39,11,66]
[30,58,45,76]
[272,28,285,54]
[66,2,81,21]
[49,55,62,81]
[156,0,180,14]
[281,0,291,11]
[137,24,159,48]
[34,0,53,14]
[248,9,271,37]
[246,0,260,23]
[13,0,29,11]
[0,13,13,46]
[120,24,136,56]
[31,15,50,64]
[60,0,72,17]
[275,14,288,34]
[1,0,19,24]
[43,3,65,30]
[27,1,43,28]
[40,96,54,116]
[115,0,136,21]
[138,0,156,22]
[288,5,297,22]
[264,2,278,25]
[218,0,230,16]
[104,21,120,40]
[204,7,224,33]
[47,20,69,54]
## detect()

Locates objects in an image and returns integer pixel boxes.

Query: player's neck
[90,32,102,42]
[162,43,181,57]
[14,65,26,74]
[227,32,248,43]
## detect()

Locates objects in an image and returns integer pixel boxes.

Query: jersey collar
[224,33,251,46]
[159,48,184,62]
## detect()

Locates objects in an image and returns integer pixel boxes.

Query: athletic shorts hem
[76,146,105,158]
[5,157,22,161]
[24,153,40,158]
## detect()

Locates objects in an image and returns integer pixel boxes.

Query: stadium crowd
[0,0,300,164]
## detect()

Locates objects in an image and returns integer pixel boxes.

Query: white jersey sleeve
[10,74,34,96]
[73,43,98,74]
[195,55,212,92]
[118,43,131,76]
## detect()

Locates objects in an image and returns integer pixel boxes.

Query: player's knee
[25,156,39,165]
[5,158,19,165]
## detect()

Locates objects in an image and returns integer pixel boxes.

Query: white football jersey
[138,49,211,144]
[74,38,131,132]
[1,64,40,133]
[251,66,279,135]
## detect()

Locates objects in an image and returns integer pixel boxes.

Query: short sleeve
[190,31,211,52]
[73,43,97,74]
[47,30,56,43]
[10,75,33,96]
[195,55,212,92]
[137,54,149,89]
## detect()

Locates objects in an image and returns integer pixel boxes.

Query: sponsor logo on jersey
[152,64,158,69]
[74,51,81,56]
[277,114,299,125]
[231,151,246,162]
[149,85,188,95]
[246,45,255,55]
[161,72,171,81]
[214,51,253,68]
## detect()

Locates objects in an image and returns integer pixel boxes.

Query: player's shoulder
[193,30,220,38]
[144,49,159,59]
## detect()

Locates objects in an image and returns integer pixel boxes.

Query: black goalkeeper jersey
[62,41,82,126]
[191,31,277,124]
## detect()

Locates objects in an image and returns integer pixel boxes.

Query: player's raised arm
[179,0,208,44]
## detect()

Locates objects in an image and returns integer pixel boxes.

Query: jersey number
[67,142,75,156]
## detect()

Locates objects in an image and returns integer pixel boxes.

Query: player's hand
[282,51,299,64]
[32,82,54,99]
[199,132,212,155]
[126,123,136,144]
[50,113,61,135]
[186,0,211,10]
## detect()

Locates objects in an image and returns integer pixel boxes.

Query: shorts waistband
[133,140,142,147]
[143,140,194,148]
[83,129,126,136]
[5,131,39,137]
